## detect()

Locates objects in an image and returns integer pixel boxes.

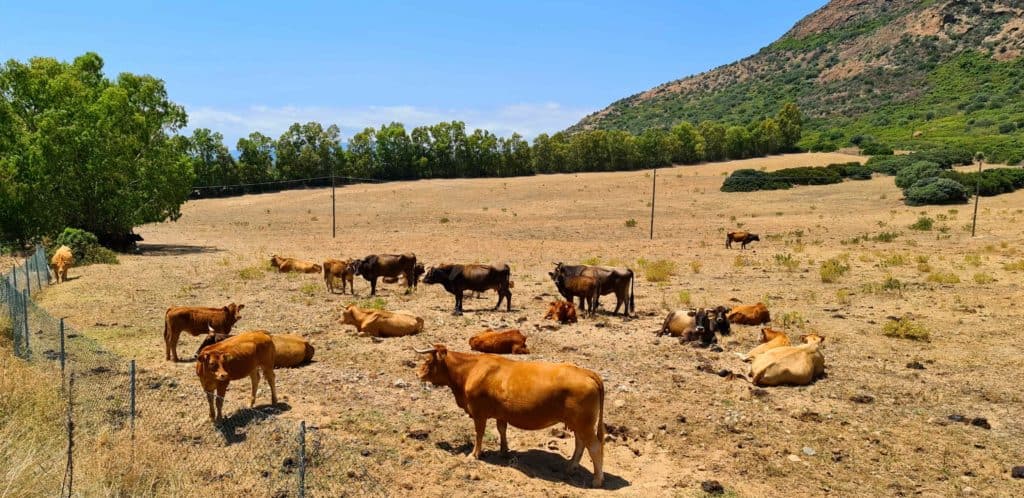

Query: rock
[797,411,822,423]
[906,361,926,370]
[831,314,845,319]
[716,369,731,378]
[371,337,384,343]
[700,480,725,494]
[677,415,688,424]
[802,447,816,456]
[550,428,568,439]
[947,414,966,423]
[402,359,417,368]
[360,449,371,457]
[787,454,802,463]
[962,486,975,495]
[394,379,410,388]
[970,417,990,430]
[406,429,430,440]
[613,399,626,409]
[849,394,874,404]
[1011,466,1024,479]
[709,345,723,353]
[658,424,667,430]
[516,316,528,323]
[751,388,769,398]
[652,339,660,345]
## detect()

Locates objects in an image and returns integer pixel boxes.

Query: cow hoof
[453,311,464,316]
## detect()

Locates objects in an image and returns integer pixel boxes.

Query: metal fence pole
[11,291,21,358]
[34,248,43,289]
[25,263,31,296]
[62,373,75,498]
[12,263,17,291]
[298,421,306,498]
[21,289,30,359]
[60,318,66,375]
[649,168,657,240]
[129,359,136,438]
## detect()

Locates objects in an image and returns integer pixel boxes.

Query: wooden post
[331,163,336,239]
[649,168,657,240]
[971,156,982,237]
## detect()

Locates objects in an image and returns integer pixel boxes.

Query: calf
[544,300,578,324]
[340,304,423,337]
[726,231,760,250]
[549,273,598,317]
[736,327,791,362]
[469,328,529,354]
[323,259,355,294]
[551,263,634,317]
[748,333,825,386]
[658,308,710,343]
[270,255,322,273]
[164,303,245,362]
[422,263,513,315]
[195,331,278,422]
[727,302,771,325]
[50,245,74,284]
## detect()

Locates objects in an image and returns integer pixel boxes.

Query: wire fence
[189,175,385,200]
[1,247,385,497]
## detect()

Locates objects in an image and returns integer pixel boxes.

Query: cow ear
[798,334,807,342]
[817,335,825,343]
[435,345,447,360]
[222,306,230,312]
[237,304,245,311]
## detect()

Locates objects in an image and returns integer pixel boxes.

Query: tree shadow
[216,402,292,445]
[137,243,222,256]
[434,441,629,490]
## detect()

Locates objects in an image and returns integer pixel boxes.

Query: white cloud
[185,102,592,147]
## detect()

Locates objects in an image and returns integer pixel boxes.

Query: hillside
[573,0,1024,163]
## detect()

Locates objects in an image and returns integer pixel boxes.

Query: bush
[721,169,791,192]
[53,228,119,265]
[625,218,637,228]
[904,177,970,206]
[895,161,942,189]
[825,162,872,180]
[973,273,994,284]
[998,122,1016,134]
[861,142,894,155]
[941,168,1024,197]
[865,155,915,175]
[909,216,934,231]
[927,271,960,284]
[820,258,850,283]
[882,317,930,341]
[638,258,677,282]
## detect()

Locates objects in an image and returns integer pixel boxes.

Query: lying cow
[551,263,634,317]
[747,333,825,386]
[50,245,74,284]
[197,332,315,368]
[381,263,424,286]
[726,231,760,250]
[727,302,771,325]
[422,263,513,315]
[469,328,529,354]
[323,258,356,294]
[354,254,420,295]
[270,255,322,274]
[195,331,278,422]
[415,345,605,487]
[549,273,598,317]
[544,300,578,324]
[163,303,245,362]
[659,306,729,345]
[736,327,791,362]
[340,304,423,337]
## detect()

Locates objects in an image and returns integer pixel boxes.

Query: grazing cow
[551,263,634,317]
[747,333,826,387]
[736,327,791,362]
[323,259,356,294]
[726,231,760,250]
[270,255,322,274]
[195,331,278,422]
[196,332,315,368]
[50,245,74,284]
[415,345,605,487]
[543,300,578,324]
[469,328,530,354]
[354,254,420,295]
[340,304,423,337]
[422,263,514,315]
[163,304,245,362]
[548,273,599,317]
[658,308,710,343]
[727,302,771,325]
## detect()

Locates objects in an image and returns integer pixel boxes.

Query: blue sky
[2,0,825,146]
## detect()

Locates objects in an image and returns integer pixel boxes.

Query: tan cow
[50,245,74,284]
[195,331,277,422]
[323,259,355,294]
[340,304,423,337]
[163,304,245,362]
[270,255,322,274]
[468,328,529,354]
[727,302,771,325]
[543,300,578,324]
[748,333,826,387]
[416,345,605,487]
[736,327,791,362]
[196,332,314,368]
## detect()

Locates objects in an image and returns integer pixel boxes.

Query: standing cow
[422,263,513,315]
[50,245,74,284]
[323,258,356,294]
[163,304,245,362]
[195,331,278,422]
[415,345,605,487]
[354,254,421,295]
[726,231,760,250]
[548,273,599,317]
[551,263,634,317]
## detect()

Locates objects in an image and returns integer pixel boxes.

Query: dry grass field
[26,152,1024,497]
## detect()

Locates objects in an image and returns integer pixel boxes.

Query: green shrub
[721,169,791,192]
[825,162,872,180]
[820,258,850,283]
[625,218,637,228]
[904,178,970,206]
[1004,260,1024,271]
[861,142,894,155]
[778,311,806,330]
[882,317,930,341]
[927,271,960,284]
[895,161,942,189]
[53,228,119,265]
[771,166,843,186]
[941,168,1024,197]
[637,258,677,282]
[774,253,800,272]
[866,155,915,175]
[973,273,994,284]
[909,216,934,231]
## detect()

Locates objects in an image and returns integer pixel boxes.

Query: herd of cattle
[50,231,833,488]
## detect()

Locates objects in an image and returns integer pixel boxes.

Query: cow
[658,308,710,343]
[354,254,420,295]
[468,328,529,354]
[163,304,245,362]
[414,345,605,487]
[195,331,278,422]
[548,273,599,317]
[270,255,322,274]
[50,245,74,284]
[323,259,356,294]
[382,263,425,286]
[727,302,771,325]
[726,231,760,250]
[422,263,514,315]
[196,332,315,368]
[550,263,634,317]
[747,333,826,387]
[340,304,423,337]
[543,300,578,324]
[736,327,791,362]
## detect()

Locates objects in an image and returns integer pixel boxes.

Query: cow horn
[412,346,435,354]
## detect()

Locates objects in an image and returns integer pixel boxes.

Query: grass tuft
[820,258,850,283]
[882,317,930,341]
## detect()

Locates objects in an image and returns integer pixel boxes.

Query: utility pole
[331,162,336,239]
[649,168,656,240]
[971,152,984,237]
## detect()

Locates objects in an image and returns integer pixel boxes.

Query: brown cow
[163,304,245,362]
[50,245,74,284]
[747,333,826,387]
[415,345,605,487]
[551,263,634,317]
[727,302,771,325]
[658,308,710,342]
[736,327,791,362]
[323,259,356,294]
[422,263,514,315]
[726,231,760,250]
[469,328,529,354]
[197,332,315,368]
[195,331,278,422]
[548,273,598,317]
[270,255,322,274]
[544,300,578,324]
[354,254,421,295]
[340,304,423,337]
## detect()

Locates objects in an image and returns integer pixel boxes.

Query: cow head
[195,332,230,358]
[707,306,731,336]
[270,255,283,268]
[760,327,786,343]
[413,263,426,284]
[223,303,245,327]
[196,350,234,383]
[543,301,560,320]
[749,234,760,242]
[798,333,825,345]
[422,266,447,285]
[415,345,451,386]
[312,263,323,273]
[340,304,358,325]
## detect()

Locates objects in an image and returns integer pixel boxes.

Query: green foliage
[720,169,791,192]
[721,162,871,192]
[820,258,850,283]
[354,297,388,310]
[1004,260,1024,272]
[926,271,960,284]
[637,258,677,283]
[940,168,1024,197]
[773,253,800,272]
[882,317,930,341]
[895,161,942,189]
[624,218,637,228]
[973,272,994,284]
[909,216,934,231]
[904,177,970,206]
[53,228,118,265]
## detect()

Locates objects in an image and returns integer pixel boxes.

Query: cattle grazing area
[8,152,1024,497]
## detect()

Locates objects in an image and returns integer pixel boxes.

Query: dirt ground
[36,152,1024,497]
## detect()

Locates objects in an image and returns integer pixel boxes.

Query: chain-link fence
[1,247,380,497]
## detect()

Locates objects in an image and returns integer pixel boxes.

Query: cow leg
[264,364,278,404]
[471,417,487,459]
[369,278,378,296]
[249,370,260,408]
[168,329,180,362]
[569,436,585,468]
[505,288,512,312]
[493,289,503,311]
[587,435,605,488]
[205,390,217,421]
[453,292,464,316]
[215,384,227,422]
[496,420,509,455]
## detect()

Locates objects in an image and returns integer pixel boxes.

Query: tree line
[188,103,803,186]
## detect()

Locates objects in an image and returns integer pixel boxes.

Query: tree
[776,102,803,151]
[275,122,342,180]
[725,126,752,160]
[635,128,676,168]
[236,132,276,183]
[500,133,533,177]
[0,52,192,246]
[753,118,783,156]
[698,121,727,162]
[375,122,415,180]
[347,127,377,178]
[186,128,236,187]
[670,122,704,164]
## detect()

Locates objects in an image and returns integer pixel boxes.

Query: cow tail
[595,374,605,445]
[628,269,635,316]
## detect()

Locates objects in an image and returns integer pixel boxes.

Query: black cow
[353,254,421,295]
[551,263,634,317]
[422,263,513,315]
[195,332,230,358]
[726,231,760,249]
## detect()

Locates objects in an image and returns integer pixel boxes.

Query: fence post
[130,359,136,438]
[25,263,31,296]
[649,168,656,240]
[22,289,30,359]
[60,318,66,375]
[11,291,20,358]
[12,263,17,291]
[35,248,43,289]
[62,373,75,498]
[298,421,306,498]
